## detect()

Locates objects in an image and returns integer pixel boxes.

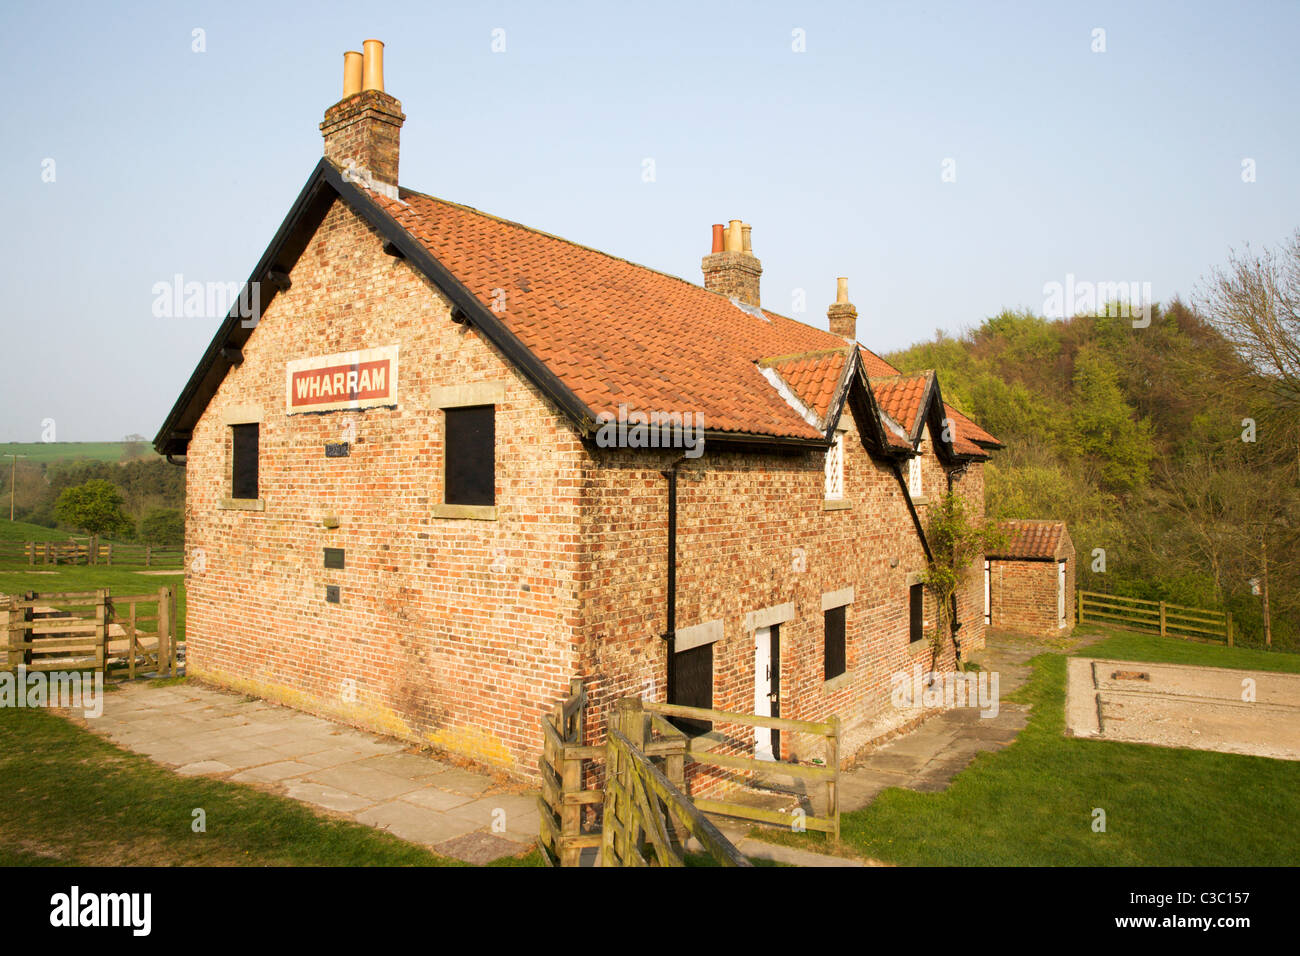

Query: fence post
[1,597,13,669]
[827,715,841,844]
[94,589,107,673]
[1159,601,1166,638]
[157,586,173,677]
[145,545,152,569]
[21,591,35,666]
[27,542,33,566]
[44,542,51,565]
[1226,612,1234,647]
[1076,589,1083,624]
[106,541,113,566]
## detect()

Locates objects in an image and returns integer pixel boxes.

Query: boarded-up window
[824,605,846,680]
[231,423,259,500]
[444,405,495,506]
[671,642,713,736]
[909,583,924,643]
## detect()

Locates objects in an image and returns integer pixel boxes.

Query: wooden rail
[1077,590,1233,645]
[537,678,604,867]
[602,699,750,867]
[643,700,841,839]
[0,539,183,569]
[1,587,177,677]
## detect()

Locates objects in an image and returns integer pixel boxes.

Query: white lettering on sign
[285,346,399,414]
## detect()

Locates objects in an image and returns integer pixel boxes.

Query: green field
[0,441,159,464]
[0,519,76,543]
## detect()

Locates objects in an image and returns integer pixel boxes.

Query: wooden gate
[1,587,177,677]
[537,678,604,866]
[602,698,750,867]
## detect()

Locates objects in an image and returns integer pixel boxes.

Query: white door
[754,626,773,760]
[984,559,991,625]
[1058,560,1067,627]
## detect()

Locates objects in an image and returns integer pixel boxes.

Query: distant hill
[0,441,160,464]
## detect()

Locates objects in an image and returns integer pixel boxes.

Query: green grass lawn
[1078,630,1300,673]
[0,698,542,866]
[759,631,1300,866]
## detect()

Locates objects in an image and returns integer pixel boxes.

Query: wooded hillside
[888,301,1299,650]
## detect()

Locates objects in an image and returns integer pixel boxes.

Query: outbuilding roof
[989,520,1071,560]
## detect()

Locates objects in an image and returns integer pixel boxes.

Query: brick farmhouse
[155,43,1007,779]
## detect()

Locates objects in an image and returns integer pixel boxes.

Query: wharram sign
[285,346,398,414]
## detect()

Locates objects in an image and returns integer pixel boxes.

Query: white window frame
[908,454,923,499]
[824,430,844,500]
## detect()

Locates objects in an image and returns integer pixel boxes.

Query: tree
[1198,229,1300,409]
[138,508,184,547]
[1068,346,1154,494]
[53,479,133,538]
[922,491,1005,670]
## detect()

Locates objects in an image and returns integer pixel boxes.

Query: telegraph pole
[6,454,26,521]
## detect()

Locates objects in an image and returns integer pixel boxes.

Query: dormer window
[908,454,923,500]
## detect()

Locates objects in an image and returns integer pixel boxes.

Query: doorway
[753,624,780,760]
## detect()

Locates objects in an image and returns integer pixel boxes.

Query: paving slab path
[69,681,538,864]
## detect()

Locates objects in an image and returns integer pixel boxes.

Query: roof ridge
[869,370,934,384]
[390,185,845,343]
[757,346,852,368]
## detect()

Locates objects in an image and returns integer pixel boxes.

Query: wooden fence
[538,678,605,867]
[1,587,177,677]
[539,681,842,866]
[1078,590,1233,645]
[643,701,841,839]
[602,699,750,867]
[0,538,183,569]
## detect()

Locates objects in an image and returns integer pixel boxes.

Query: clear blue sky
[1,0,1297,442]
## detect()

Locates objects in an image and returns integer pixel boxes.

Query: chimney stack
[702,220,762,307]
[827,277,857,341]
[320,39,405,199]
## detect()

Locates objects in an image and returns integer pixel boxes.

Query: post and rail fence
[0,537,183,569]
[0,587,177,678]
[539,680,841,867]
[1077,589,1233,645]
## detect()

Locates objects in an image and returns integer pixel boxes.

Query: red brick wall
[574,406,956,768]
[184,197,585,773]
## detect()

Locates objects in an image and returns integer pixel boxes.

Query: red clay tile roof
[858,346,899,378]
[760,348,851,424]
[871,373,931,437]
[989,520,1068,560]
[944,404,1002,448]
[860,348,1001,454]
[363,185,1000,450]
[366,188,854,440]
